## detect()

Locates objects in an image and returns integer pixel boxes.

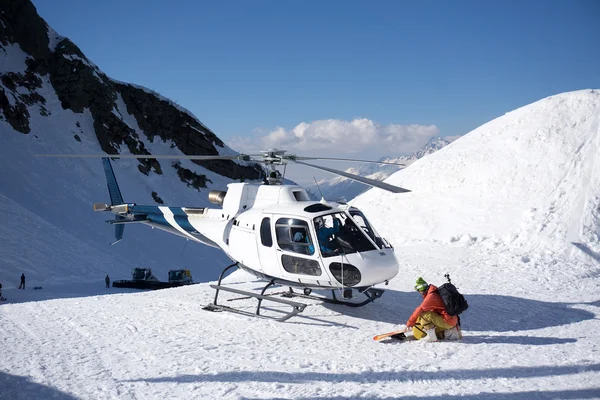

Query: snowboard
[373,330,407,341]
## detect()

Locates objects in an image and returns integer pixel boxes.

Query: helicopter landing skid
[202,263,307,322]
[281,287,385,307]
[203,285,307,322]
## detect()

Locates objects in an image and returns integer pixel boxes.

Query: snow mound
[355,89,600,259]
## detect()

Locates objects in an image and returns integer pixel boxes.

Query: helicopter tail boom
[95,159,222,247]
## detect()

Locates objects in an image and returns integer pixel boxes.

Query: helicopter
[40,149,410,321]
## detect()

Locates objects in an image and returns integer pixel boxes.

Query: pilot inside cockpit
[315,216,341,255]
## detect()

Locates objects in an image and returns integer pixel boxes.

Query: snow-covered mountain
[1,2,600,399]
[306,137,450,201]
[1,89,599,399]
[0,0,264,285]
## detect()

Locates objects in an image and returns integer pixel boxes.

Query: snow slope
[355,90,600,258]
[0,90,599,399]
[0,43,246,287]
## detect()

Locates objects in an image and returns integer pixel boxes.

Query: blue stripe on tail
[102,158,125,244]
[102,157,124,205]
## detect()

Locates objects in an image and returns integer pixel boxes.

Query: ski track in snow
[0,243,599,400]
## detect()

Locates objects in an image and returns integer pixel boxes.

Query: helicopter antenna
[180,239,189,257]
[313,177,324,199]
[347,194,359,209]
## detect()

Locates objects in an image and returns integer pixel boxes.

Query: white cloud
[227,118,439,159]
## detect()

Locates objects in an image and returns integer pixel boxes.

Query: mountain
[306,136,450,201]
[0,89,599,399]
[355,89,600,258]
[0,0,264,285]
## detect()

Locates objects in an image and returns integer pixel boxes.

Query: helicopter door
[274,217,323,284]
[256,216,277,276]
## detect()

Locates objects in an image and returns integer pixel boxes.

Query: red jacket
[406,284,458,327]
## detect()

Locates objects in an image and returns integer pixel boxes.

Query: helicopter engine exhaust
[208,190,227,206]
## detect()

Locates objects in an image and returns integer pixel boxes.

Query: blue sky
[32,0,599,161]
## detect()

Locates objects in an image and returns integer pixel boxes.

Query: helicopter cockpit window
[349,209,391,249]
[314,212,376,257]
[275,218,315,256]
[260,217,273,247]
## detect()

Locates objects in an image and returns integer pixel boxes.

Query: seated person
[402,277,461,341]
[293,231,306,254]
[315,216,341,255]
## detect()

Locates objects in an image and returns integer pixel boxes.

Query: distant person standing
[105,274,110,288]
[18,273,25,289]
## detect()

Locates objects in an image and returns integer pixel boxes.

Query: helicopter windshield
[349,208,392,249]
[313,212,376,257]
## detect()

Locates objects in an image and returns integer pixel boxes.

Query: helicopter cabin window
[275,218,315,256]
[349,209,392,249]
[260,217,273,247]
[314,212,376,257]
[281,254,321,276]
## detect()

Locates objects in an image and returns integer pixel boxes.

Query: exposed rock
[0,61,45,132]
[151,191,164,204]
[118,83,263,181]
[0,0,265,183]
[172,161,211,190]
[0,0,50,60]
[0,87,30,133]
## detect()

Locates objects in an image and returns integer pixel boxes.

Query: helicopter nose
[325,251,399,287]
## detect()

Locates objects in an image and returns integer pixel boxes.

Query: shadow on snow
[236,390,600,400]
[0,371,79,400]
[125,364,600,386]
[303,289,598,333]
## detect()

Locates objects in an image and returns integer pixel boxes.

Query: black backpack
[436,282,468,316]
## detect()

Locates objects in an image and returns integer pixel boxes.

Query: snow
[0,42,29,74]
[1,41,599,398]
[46,25,64,52]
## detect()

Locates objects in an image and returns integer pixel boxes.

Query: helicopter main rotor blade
[34,153,253,161]
[292,156,406,166]
[291,160,410,194]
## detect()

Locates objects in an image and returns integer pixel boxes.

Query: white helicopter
[42,149,409,321]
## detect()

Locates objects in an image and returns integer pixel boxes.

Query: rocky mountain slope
[0,0,264,284]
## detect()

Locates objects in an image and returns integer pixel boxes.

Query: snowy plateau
[1,10,600,398]
[1,84,599,398]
